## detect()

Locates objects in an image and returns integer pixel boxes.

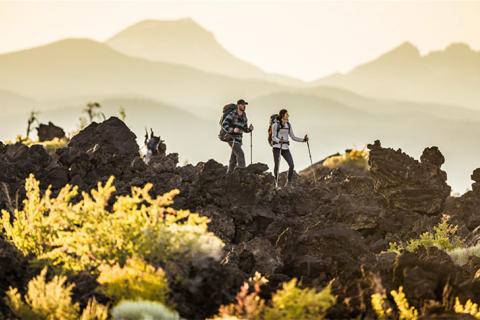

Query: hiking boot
[283,179,296,190]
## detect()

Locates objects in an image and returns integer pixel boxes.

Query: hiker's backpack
[218,103,237,141]
[267,114,291,146]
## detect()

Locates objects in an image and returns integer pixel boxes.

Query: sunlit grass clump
[455,297,480,319]
[371,287,418,320]
[388,215,463,254]
[322,149,369,170]
[97,258,170,305]
[7,135,69,152]
[6,267,108,320]
[212,272,336,320]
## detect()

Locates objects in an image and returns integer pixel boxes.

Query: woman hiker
[271,109,308,187]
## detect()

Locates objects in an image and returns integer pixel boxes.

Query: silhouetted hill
[315,42,480,109]
[0,38,284,113]
[106,19,303,86]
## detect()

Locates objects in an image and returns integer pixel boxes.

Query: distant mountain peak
[105,18,303,86]
[47,38,103,48]
[387,41,421,58]
[443,42,475,55]
[130,18,201,28]
[109,18,210,40]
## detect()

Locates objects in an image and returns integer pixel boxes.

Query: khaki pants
[227,141,245,173]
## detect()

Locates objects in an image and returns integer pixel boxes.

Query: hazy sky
[1,0,479,80]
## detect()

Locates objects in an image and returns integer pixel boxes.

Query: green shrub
[2,175,224,274]
[111,301,180,320]
[212,274,336,320]
[5,267,108,320]
[97,258,169,305]
[388,215,463,254]
[264,279,336,320]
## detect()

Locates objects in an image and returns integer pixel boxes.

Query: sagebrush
[212,273,336,320]
[6,267,108,320]
[388,215,463,254]
[2,174,224,274]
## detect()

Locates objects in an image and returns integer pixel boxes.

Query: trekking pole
[275,141,283,188]
[306,139,317,184]
[226,138,236,173]
[230,139,236,159]
[250,131,253,165]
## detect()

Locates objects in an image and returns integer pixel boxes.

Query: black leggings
[273,148,294,182]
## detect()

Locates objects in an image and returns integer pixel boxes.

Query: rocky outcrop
[368,140,450,215]
[57,117,141,188]
[4,117,480,319]
[36,122,66,142]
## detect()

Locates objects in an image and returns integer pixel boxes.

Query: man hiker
[220,99,254,174]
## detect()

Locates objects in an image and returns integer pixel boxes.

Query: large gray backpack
[218,103,236,141]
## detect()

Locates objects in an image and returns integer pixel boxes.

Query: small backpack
[268,114,291,146]
[218,103,237,141]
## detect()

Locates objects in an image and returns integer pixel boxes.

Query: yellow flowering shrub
[6,267,108,320]
[455,297,480,319]
[97,258,169,305]
[371,293,392,320]
[391,287,418,320]
[1,175,224,273]
[264,279,336,320]
[212,274,336,320]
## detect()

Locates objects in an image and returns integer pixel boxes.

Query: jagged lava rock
[368,140,450,215]
[36,122,66,142]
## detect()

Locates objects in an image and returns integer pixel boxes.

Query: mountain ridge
[106,18,304,86]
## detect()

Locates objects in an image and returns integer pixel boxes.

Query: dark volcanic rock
[1,143,51,184]
[280,225,373,285]
[368,140,450,215]
[36,122,66,142]
[58,117,139,186]
[0,238,29,316]
[389,247,480,315]
[68,117,138,157]
[5,117,480,319]
[444,169,480,236]
[165,257,243,320]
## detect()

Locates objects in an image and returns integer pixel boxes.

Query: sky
[0,0,479,81]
